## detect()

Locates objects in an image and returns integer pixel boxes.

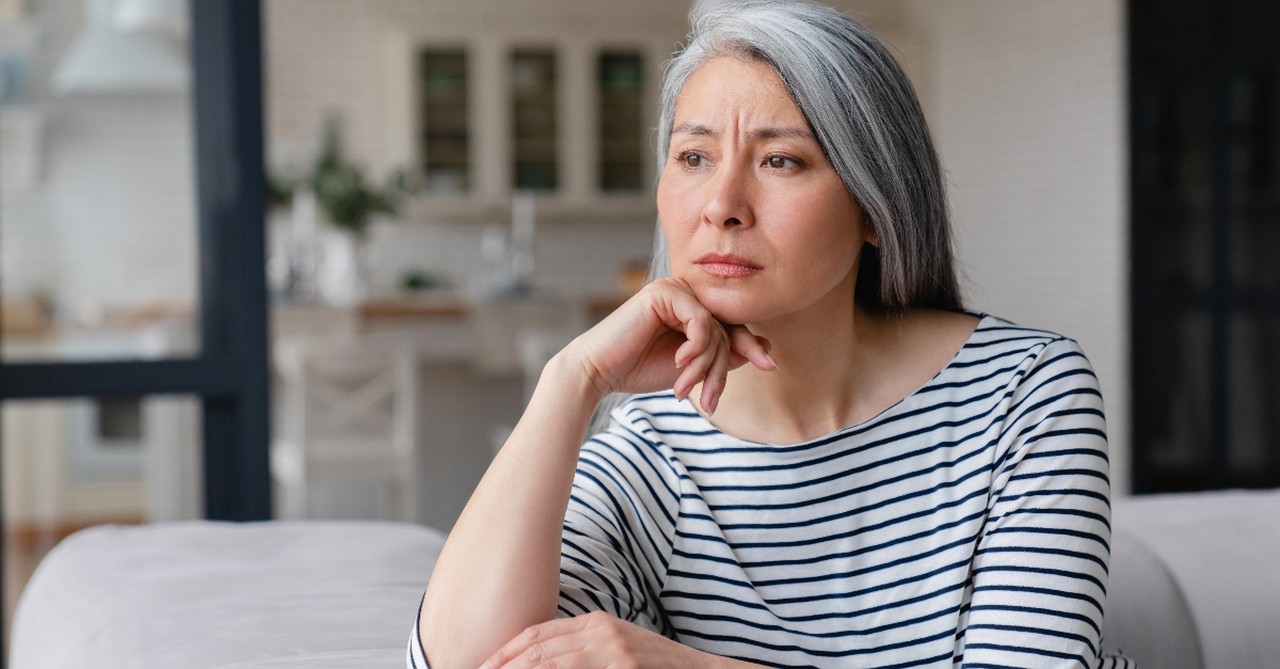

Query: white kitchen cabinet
[383,29,674,220]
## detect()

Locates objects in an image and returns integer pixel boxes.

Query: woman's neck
[699,299,898,445]
[696,305,979,445]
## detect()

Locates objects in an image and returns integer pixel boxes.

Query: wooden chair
[271,335,419,521]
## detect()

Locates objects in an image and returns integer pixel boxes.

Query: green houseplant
[271,115,417,239]
[269,115,419,304]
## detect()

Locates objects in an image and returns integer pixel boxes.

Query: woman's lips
[694,253,762,278]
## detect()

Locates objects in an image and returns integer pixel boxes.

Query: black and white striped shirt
[410,315,1136,668]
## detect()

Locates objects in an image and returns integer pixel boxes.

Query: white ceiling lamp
[52,0,188,96]
[114,0,188,41]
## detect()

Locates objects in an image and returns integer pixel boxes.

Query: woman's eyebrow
[671,122,717,137]
[671,122,814,141]
[751,126,815,141]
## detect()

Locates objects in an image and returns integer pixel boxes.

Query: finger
[646,280,728,372]
[726,326,777,371]
[493,634,588,669]
[670,307,720,369]
[673,344,716,400]
[483,616,590,669]
[700,336,734,415]
[502,650,590,669]
[673,337,701,370]
[670,315,732,399]
[671,314,719,395]
[647,278,707,335]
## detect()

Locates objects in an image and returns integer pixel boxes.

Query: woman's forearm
[417,351,606,669]
[416,278,773,669]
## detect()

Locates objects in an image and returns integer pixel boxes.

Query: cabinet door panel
[597,52,645,192]
[419,49,472,194]
[511,50,558,192]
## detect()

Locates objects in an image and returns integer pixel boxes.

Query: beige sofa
[11,490,1279,668]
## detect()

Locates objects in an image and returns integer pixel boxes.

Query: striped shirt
[409,315,1136,668]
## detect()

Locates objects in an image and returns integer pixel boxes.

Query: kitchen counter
[272,291,627,373]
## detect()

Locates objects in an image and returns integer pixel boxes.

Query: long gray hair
[651,0,961,313]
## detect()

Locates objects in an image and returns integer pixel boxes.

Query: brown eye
[767,155,795,169]
[683,153,703,168]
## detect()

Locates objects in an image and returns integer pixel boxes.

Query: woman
[412,2,1133,667]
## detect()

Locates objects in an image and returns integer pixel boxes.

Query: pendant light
[52,0,188,95]
[114,0,188,41]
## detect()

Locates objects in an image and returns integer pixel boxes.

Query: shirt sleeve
[408,594,429,668]
[556,416,681,635]
[959,337,1135,668]
[405,414,681,669]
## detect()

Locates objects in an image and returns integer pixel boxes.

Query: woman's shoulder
[962,312,1084,354]
[931,312,1090,383]
[897,309,1085,381]
[953,312,1098,390]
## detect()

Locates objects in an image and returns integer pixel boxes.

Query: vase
[316,227,368,307]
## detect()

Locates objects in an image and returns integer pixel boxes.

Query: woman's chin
[685,284,769,326]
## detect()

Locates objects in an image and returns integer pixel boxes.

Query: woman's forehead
[672,57,808,134]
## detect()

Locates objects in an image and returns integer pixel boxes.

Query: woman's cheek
[658,206,700,260]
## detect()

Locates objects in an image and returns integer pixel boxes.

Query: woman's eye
[766,155,796,169]
[680,152,704,168]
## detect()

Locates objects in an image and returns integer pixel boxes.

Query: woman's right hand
[561,277,776,414]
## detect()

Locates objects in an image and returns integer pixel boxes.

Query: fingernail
[765,353,778,369]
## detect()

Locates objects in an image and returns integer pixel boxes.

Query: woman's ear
[865,228,879,248]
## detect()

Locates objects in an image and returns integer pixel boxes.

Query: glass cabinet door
[510,49,558,192]
[597,51,644,193]
[418,49,471,195]
[393,38,669,207]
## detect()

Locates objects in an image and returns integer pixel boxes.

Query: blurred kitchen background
[1,0,1277,652]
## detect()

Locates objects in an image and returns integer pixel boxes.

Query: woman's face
[657,56,873,327]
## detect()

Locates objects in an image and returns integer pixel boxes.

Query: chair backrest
[276,335,418,465]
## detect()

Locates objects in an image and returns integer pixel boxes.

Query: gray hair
[651,0,961,313]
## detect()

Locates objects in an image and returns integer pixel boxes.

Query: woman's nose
[701,160,753,229]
